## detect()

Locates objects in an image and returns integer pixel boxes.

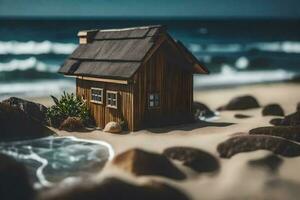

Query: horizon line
[0,15,299,21]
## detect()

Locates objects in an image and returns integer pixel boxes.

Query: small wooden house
[59,25,208,131]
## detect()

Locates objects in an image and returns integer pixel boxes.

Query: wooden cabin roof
[59,25,208,80]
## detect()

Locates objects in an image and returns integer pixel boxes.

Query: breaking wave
[0,41,77,55]
[0,57,59,72]
[194,65,295,88]
[188,41,300,54]
[0,80,75,100]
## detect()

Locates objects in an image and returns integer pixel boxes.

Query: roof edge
[173,39,209,74]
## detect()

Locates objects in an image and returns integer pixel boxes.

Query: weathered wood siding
[133,41,193,130]
[76,38,194,131]
[76,79,134,130]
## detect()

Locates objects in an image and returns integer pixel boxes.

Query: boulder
[59,117,84,132]
[38,177,189,200]
[103,121,122,133]
[163,147,219,173]
[280,111,300,126]
[112,148,185,180]
[2,97,47,124]
[262,104,284,116]
[234,114,252,119]
[0,153,35,200]
[217,135,300,158]
[192,101,215,120]
[248,154,283,173]
[0,103,53,141]
[249,126,300,142]
[217,95,260,111]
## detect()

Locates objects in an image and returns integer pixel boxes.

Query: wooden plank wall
[133,41,193,129]
[76,79,134,130]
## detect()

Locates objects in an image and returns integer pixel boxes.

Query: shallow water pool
[0,136,114,188]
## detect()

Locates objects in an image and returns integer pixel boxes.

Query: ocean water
[0,18,300,99]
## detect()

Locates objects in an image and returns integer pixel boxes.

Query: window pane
[150,101,154,107]
[149,94,154,100]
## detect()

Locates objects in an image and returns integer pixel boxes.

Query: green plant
[46,92,91,128]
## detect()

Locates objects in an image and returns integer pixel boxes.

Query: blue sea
[0,18,300,99]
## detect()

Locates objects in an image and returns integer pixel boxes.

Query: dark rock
[0,103,53,141]
[163,147,219,173]
[0,153,35,200]
[234,114,252,119]
[112,148,185,180]
[192,101,215,120]
[217,95,260,111]
[270,118,283,126]
[59,117,84,132]
[262,104,284,116]
[217,135,300,158]
[248,154,283,173]
[39,177,189,200]
[2,97,47,124]
[280,111,300,126]
[249,126,300,142]
[297,102,300,112]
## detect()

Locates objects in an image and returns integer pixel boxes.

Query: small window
[91,87,103,104]
[106,91,118,109]
[149,93,160,108]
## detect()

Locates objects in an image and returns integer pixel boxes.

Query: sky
[0,0,300,18]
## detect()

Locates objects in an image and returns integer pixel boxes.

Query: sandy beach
[34,82,300,200]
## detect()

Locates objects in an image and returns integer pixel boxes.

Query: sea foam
[0,80,75,100]
[194,65,295,88]
[0,57,58,72]
[188,41,300,54]
[0,41,77,55]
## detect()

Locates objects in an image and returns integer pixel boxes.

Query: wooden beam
[64,75,128,84]
[79,76,128,85]
[64,75,77,78]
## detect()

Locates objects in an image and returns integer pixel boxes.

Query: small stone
[217,95,260,111]
[103,121,122,133]
[234,114,252,119]
[249,126,300,143]
[163,147,219,173]
[262,104,284,116]
[112,148,185,180]
[217,135,300,158]
[248,154,283,173]
[192,101,215,120]
[280,111,300,126]
[269,118,283,126]
[59,117,84,132]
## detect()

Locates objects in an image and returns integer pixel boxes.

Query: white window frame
[148,92,160,109]
[106,90,118,109]
[90,87,104,104]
